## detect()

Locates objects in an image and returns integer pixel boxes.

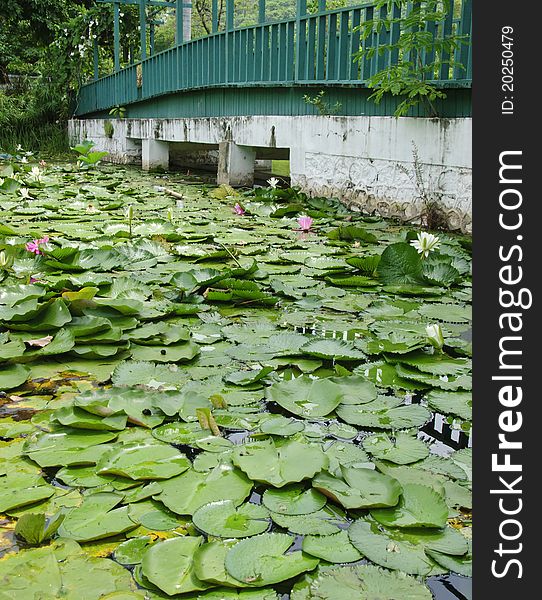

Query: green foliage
[303,91,343,116]
[354,0,470,117]
[108,106,126,119]
[103,120,114,138]
[71,140,108,168]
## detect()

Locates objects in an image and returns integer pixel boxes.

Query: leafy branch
[354,0,470,117]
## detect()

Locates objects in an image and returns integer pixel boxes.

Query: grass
[272,160,290,177]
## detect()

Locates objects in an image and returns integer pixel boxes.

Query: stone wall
[69,115,472,233]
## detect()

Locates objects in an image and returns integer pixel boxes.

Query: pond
[0,156,472,599]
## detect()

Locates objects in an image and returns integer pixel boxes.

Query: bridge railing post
[176,0,184,44]
[296,0,308,82]
[139,0,147,60]
[212,0,219,33]
[259,0,266,24]
[113,1,120,72]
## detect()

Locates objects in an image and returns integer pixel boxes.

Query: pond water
[0,159,472,599]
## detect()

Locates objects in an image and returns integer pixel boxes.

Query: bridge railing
[76,0,472,116]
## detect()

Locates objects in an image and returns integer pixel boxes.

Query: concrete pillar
[217,142,256,187]
[142,138,169,171]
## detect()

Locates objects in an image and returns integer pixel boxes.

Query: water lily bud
[426,324,444,351]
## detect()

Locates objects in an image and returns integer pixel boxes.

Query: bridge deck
[76,0,472,118]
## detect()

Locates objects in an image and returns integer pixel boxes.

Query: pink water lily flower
[297,215,313,231]
[233,203,246,215]
[25,236,49,255]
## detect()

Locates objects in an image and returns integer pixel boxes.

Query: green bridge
[75,0,472,119]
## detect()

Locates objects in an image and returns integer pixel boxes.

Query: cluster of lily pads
[0,155,471,599]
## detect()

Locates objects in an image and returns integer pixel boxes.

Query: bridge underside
[69,114,472,233]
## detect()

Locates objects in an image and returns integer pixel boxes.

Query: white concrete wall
[69,115,472,232]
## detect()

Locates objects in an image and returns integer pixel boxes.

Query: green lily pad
[0,363,30,390]
[291,564,432,600]
[96,441,191,480]
[231,438,328,488]
[371,483,448,528]
[23,430,118,467]
[269,505,348,535]
[348,518,467,576]
[336,397,431,430]
[155,466,253,515]
[300,339,366,361]
[141,536,210,595]
[0,472,55,512]
[362,432,430,464]
[224,533,319,586]
[130,341,200,363]
[265,376,345,418]
[259,415,305,436]
[58,492,138,542]
[262,484,327,516]
[193,500,270,538]
[301,530,363,564]
[313,465,401,509]
[114,536,155,565]
[0,539,137,599]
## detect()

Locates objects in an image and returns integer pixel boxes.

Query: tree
[354,0,470,117]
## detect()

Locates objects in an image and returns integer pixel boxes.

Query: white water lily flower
[410,232,440,257]
[20,156,28,163]
[19,188,32,199]
[426,323,444,351]
[267,177,280,189]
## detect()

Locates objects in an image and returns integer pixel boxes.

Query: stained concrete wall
[68,115,472,232]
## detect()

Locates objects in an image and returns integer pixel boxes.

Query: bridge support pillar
[217,142,256,187]
[142,138,169,171]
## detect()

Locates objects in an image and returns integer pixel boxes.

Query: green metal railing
[76,0,472,117]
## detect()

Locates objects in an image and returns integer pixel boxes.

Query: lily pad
[58,492,139,542]
[193,500,270,538]
[262,485,327,516]
[313,465,401,509]
[231,438,328,488]
[371,483,448,528]
[224,533,319,586]
[141,536,209,596]
[336,397,431,430]
[265,376,345,418]
[301,530,362,564]
[96,442,191,480]
[348,518,467,576]
[155,465,253,515]
[291,564,432,600]
[362,432,430,464]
